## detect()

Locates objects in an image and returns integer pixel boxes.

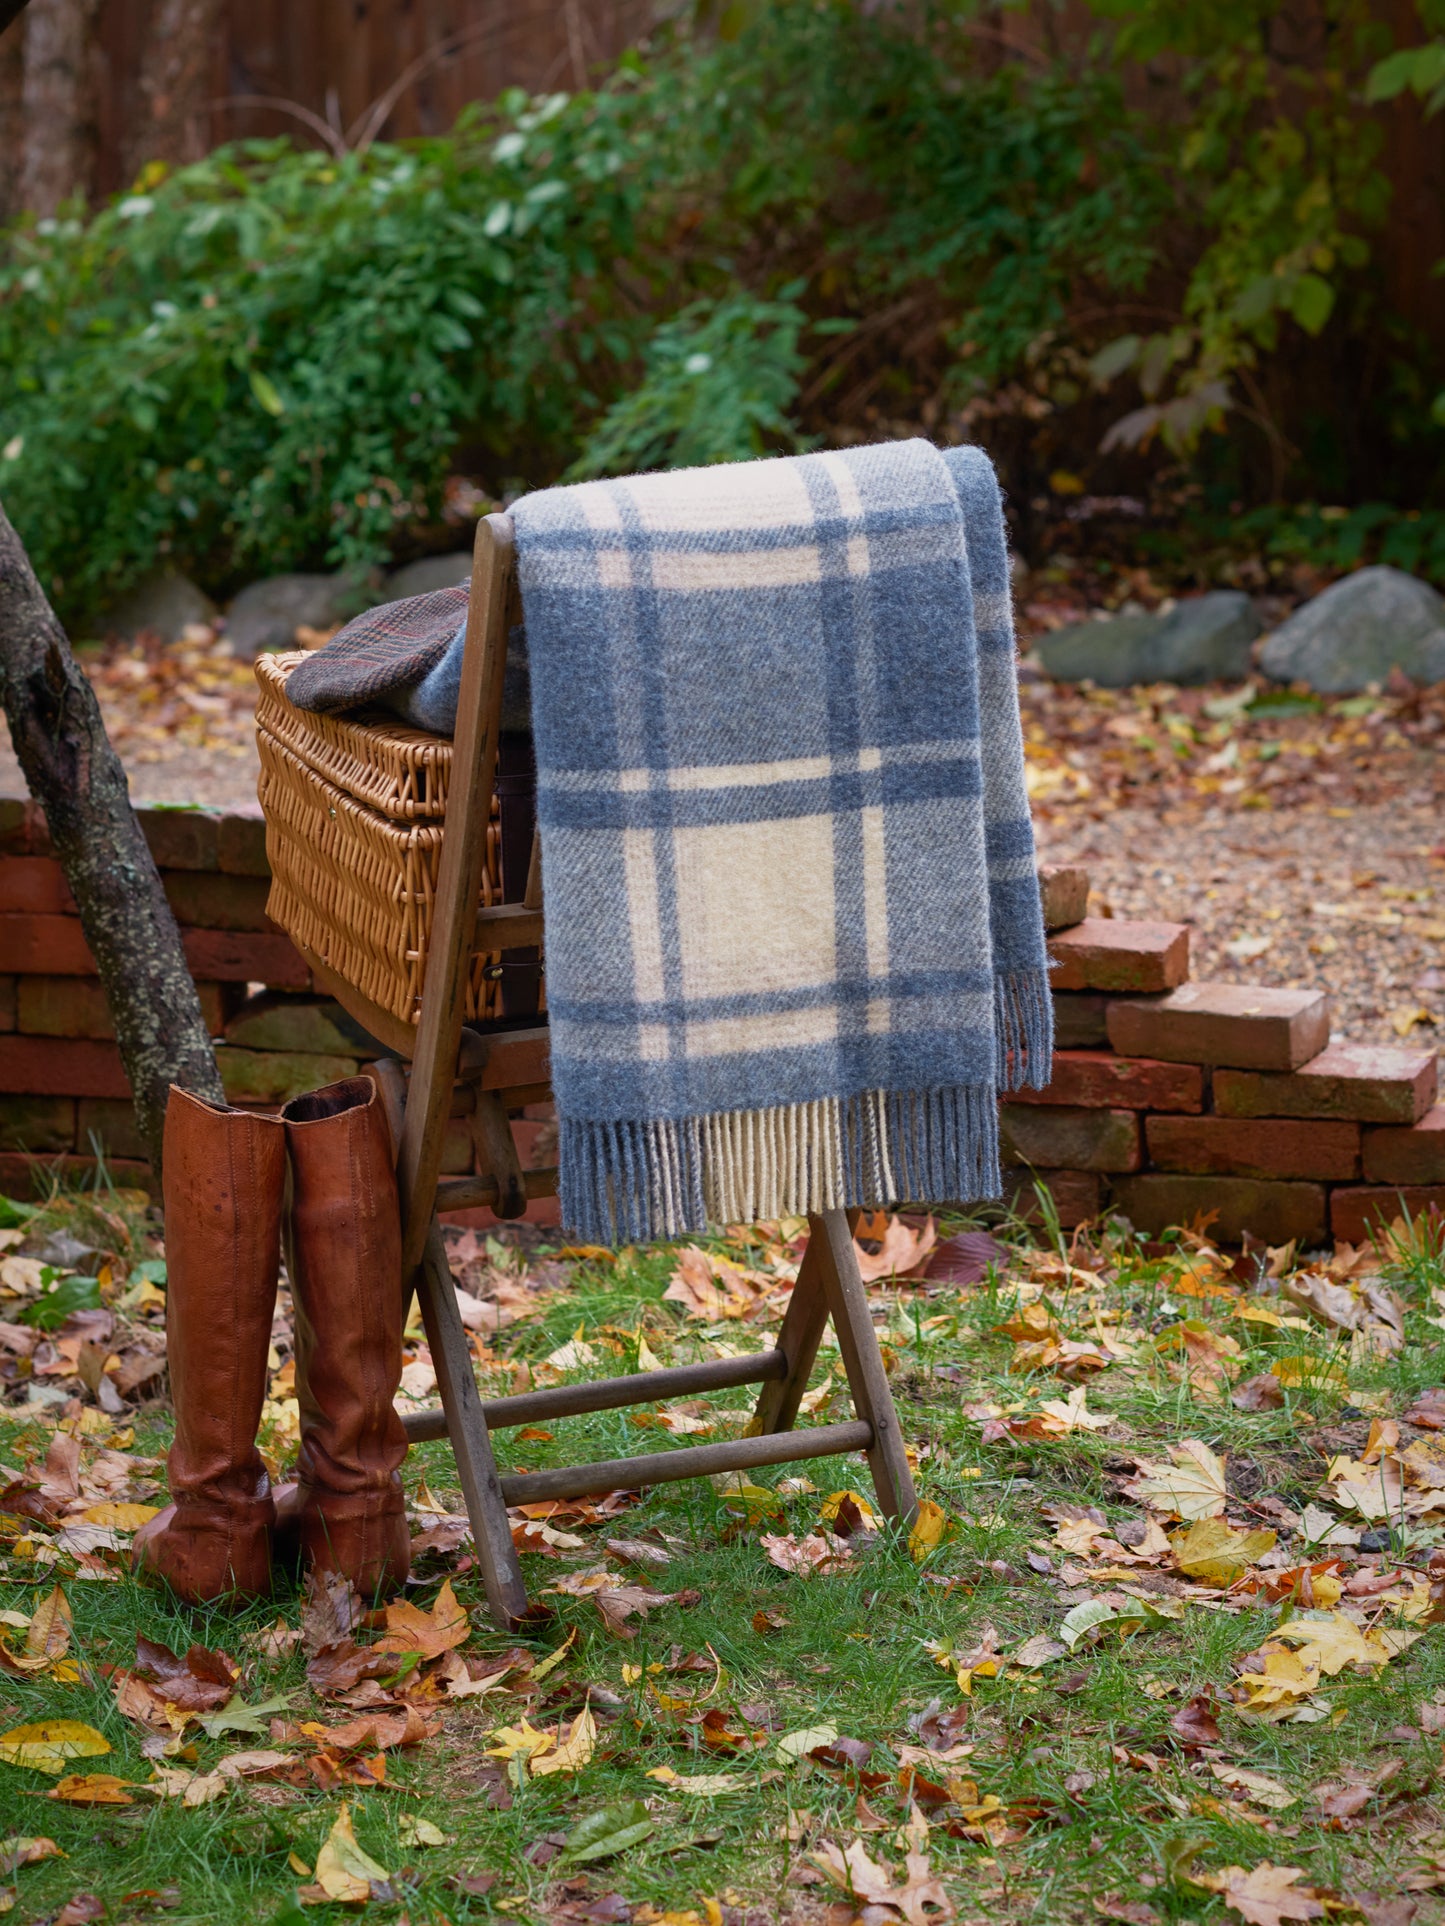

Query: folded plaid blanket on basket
[510,438,1052,1243]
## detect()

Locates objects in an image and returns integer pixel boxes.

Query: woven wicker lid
[254,652,452,822]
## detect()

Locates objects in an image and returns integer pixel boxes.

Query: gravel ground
[3,621,1442,1052]
[1036,801,1445,1047]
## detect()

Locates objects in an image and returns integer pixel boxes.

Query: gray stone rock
[225,572,372,659]
[385,551,474,599]
[1259,565,1445,693]
[1036,590,1260,687]
[106,570,217,643]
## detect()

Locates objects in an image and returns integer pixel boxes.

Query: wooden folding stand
[304,512,919,1628]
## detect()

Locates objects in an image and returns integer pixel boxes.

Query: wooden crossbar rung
[435,1166,559,1213]
[475,902,545,950]
[400,1347,788,1442]
[497,1419,875,1506]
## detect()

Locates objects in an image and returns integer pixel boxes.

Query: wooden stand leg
[415,1220,530,1628]
[810,1209,919,1525]
[750,1229,832,1436]
[373,1056,529,1628]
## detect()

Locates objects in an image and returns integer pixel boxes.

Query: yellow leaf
[1270,1355,1349,1391]
[1037,1385,1112,1434]
[529,1627,576,1683]
[47,1773,135,1805]
[820,1490,879,1531]
[301,1804,391,1905]
[1236,1645,1321,1707]
[0,1587,71,1675]
[530,1704,596,1777]
[908,1499,949,1562]
[1172,1518,1277,1584]
[77,1503,159,1530]
[1271,1612,1395,1675]
[0,1720,110,1776]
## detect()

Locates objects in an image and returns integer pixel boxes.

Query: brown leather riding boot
[133,1087,284,1604]
[274,1077,410,1600]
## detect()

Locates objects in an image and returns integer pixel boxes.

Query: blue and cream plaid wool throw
[509,438,1051,1242]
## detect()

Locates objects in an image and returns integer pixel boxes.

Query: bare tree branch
[0,499,224,1172]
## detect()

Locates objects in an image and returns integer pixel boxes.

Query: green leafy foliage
[1,0,1442,622]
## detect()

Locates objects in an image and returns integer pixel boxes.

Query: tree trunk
[124,0,223,181]
[19,0,102,217]
[0,19,23,225]
[0,499,224,1174]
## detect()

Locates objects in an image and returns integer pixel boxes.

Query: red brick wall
[2,813,1440,1246]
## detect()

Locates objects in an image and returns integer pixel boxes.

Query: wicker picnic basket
[255,652,504,1029]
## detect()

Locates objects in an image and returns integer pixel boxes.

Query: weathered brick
[1000,1103,1140,1172]
[224,991,384,1057]
[1107,983,1330,1071]
[1331,1186,1445,1245]
[0,1151,157,1200]
[0,977,13,1033]
[76,1097,148,1162]
[218,807,271,878]
[162,871,274,932]
[181,928,310,987]
[1363,1106,1445,1185]
[1048,918,1189,993]
[1039,864,1089,932]
[138,806,220,871]
[0,856,72,914]
[1011,1049,1203,1113]
[0,1095,76,1153]
[0,800,49,856]
[216,1047,358,1106]
[1051,992,1111,1050]
[0,912,94,974]
[1003,1167,1102,1228]
[0,1035,130,1098]
[1145,1114,1360,1181]
[18,975,229,1039]
[1214,1042,1437,1125]
[1111,1174,1328,1246]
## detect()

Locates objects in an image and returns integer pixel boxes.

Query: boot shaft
[281,1077,407,1496]
[162,1086,286,1500]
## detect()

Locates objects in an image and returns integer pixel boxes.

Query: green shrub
[2,0,1440,624]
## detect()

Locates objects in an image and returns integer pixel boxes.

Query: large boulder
[1259,565,1445,692]
[226,572,372,659]
[105,570,217,643]
[385,551,474,599]
[1036,590,1260,687]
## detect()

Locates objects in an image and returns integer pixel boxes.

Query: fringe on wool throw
[558,1085,1002,1245]
[995,970,1056,1092]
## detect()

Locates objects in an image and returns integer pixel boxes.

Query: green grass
[2,1197,1444,1923]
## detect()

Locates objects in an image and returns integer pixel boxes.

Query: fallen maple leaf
[1171,1517,1277,1583]
[853,1215,938,1284]
[529,1704,597,1778]
[1124,1439,1228,1520]
[1211,1764,1297,1811]
[760,1530,853,1576]
[1171,1693,1223,1747]
[1195,1863,1328,1926]
[371,1578,469,1660]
